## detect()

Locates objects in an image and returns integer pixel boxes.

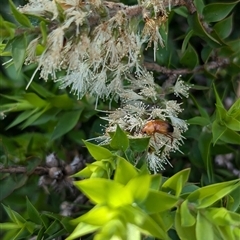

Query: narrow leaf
[196,211,214,240]
[110,125,129,151]
[162,168,190,197]
[114,156,138,185]
[51,110,82,140]
[83,140,113,161]
[9,0,32,27]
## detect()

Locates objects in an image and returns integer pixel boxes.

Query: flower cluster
[96,80,189,172]
[20,0,168,101]
[18,0,191,172]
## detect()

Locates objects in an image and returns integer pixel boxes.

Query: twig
[89,0,197,26]
[0,166,48,175]
[144,58,230,76]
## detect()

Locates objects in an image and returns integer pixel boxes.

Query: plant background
[0,0,240,239]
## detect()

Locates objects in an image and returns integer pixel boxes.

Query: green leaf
[23,93,47,108]
[198,131,213,182]
[187,116,210,126]
[45,229,66,240]
[161,168,190,197]
[212,121,227,145]
[215,105,227,122]
[180,44,199,69]
[75,161,112,179]
[224,114,240,131]
[42,212,62,221]
[129,137,150,152]
[218,127,240,145]
[196,211,214,240]
[182,184,200,194]
[6,108,39,129]
[72,165,93,178]
[173,6,189,18]
[13,226,32,240]
[11,35,27,72]
[0,222,20,230]
[213,15,233,39]
[125,174,151,203]
[150,174,162,190]
[9,0,32,27]
[71,205,114,226]
[193,0,205,14]
[122,205,171,240]
[0,175,28,201]
[66,222,99,240]
[151,211,174,232]
[51,110,82,140]
[190,95,210,119]
[2,205,26,225]
[188,12,221,48]
[49,94,74,109]
[175,208,197,240]
[212,120,240,145]
[45,220,62,235]
[74,178,133,207]
[40,21,47,46]
[228,98,240,117]
[29,81,55,98]
[187,179,240,208]
[83,140,113,161]
[25,221,35,233]
[201,46,212,62]
[31,108,61,126]
[114,156,138,184]
[140,190,178,214]
[203,1,239,22]
[228,186,240,211]
[110,125,129,151]
[0,16,16,39]
[20,105,51,129]
[26,197,41,225]
[180,200,196,227]
[181,30,193,53]
[206,207,240,227]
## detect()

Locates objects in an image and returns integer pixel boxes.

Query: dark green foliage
[0,0,240,240]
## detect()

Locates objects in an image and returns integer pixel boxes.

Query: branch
[0,166,49,175]
[144,58,230,76]
[88,0,197,26]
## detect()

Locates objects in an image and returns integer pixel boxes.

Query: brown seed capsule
[142,120,174,144]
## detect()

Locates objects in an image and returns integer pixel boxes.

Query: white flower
[165,100,183,117]
[173,77,192,98]
[58,62,92,99]
[139,86,157,100]
[147,152,172,173]
[25,38,40,64]
[37,27,65,80]
[90,70,108,98]
[64,9,90,35]
[150,107,166,120]
[19,0,58,20]
[168,116,188,133]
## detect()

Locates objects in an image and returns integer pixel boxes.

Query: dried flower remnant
[19,0,170,102]
[141,0,168,61]
[39,153,85,193]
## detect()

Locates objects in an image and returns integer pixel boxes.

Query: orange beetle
[142,120,174,144]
